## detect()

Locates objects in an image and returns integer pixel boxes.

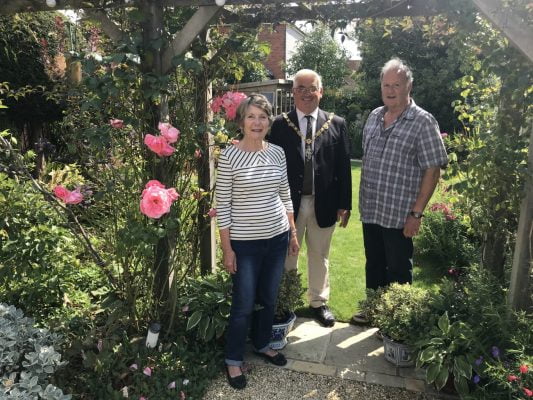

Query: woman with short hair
[215,93,300,390]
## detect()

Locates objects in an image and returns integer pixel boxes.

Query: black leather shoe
[311,305,335,327]
[253,351,287,366]
[225,366,246,390]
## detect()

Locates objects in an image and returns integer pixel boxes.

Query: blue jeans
[225,231,289,366]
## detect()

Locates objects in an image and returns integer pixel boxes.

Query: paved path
[245,317,453,398]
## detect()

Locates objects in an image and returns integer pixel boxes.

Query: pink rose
[440,132,448,138]
[210,96,224,113]
[140,182,179,219]
[53,185,84,204]
[524,388,532,397]
[143,367,152,377]
[158,122,180,144]
[53,185,69,200]
[194,149,202,159]
[144,134,175,157]
[508,374,519,382]
[109,119,124,129]
[520,364,529,374]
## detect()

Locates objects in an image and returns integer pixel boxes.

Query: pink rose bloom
[144,134,175,157]
[143,367,152,377]
[524,388,533,397]
[158,122,180,144]
[508,375,519,382]
[520,364,529,374]
[140,182,179,219]
[54,185,69,200]
[109,119,124,129]
[440,132,448,138]
[194,149,202,159]
[207,208,217,218]
[210,96,224,113]
[54,185,84,204]
[222,92,247,120]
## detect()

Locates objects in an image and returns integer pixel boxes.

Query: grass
[295,160,443,322]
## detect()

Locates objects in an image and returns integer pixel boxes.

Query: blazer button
[299,174,303,178]
[298,190,302,194]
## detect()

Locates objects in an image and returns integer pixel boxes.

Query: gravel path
[203,365,441,400]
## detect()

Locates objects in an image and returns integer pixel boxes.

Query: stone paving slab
[244,317,456,397]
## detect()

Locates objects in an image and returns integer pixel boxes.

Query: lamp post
[145,322,161,348]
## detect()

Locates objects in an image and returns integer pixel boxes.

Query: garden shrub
[414,202,478,273]
[414,266,532,397]
[0,172,106,327]
[0,303,71,399]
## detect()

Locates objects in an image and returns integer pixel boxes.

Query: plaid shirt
[359,100,448,229]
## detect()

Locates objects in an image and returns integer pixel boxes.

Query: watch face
[411,211,423,219]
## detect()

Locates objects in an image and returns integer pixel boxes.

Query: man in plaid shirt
[353,58,447,325]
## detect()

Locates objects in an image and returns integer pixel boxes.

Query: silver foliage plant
[0,303,71,399]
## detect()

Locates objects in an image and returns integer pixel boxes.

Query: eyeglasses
[294,86,319,94]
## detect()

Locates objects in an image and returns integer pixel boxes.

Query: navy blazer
[269,109,352,228]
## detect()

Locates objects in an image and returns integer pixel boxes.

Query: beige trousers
[285,195,335,308]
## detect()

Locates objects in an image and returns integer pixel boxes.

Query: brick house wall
[258,24,287,79]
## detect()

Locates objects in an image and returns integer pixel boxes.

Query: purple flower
[475,356,484,366]
[473,375,480,384]
[491,346,500,358]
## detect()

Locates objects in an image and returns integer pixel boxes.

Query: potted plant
[270,269,305,350]
[359,283,432,367]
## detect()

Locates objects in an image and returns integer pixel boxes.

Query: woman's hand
[223,249,237,274]
[288,235,300,256]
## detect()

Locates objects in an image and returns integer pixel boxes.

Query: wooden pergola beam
[471,0,533,63]
[0,0,447,17]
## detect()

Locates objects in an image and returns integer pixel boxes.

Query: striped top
[215,143,293,240]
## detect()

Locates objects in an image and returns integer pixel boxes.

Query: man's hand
[403,215,422,237]
[337,209,351,228]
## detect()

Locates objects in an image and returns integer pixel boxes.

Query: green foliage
[414,201,478,273]
[359,283,432,343]
[178,272,232,342]
[0,303,71,399]
[0,12,67,124]
[0,172,106,325]
[416,311,477,395]
[57,325,222,399]
[274,269,305,321]
[442,2,532,278]
[414,266,532,396]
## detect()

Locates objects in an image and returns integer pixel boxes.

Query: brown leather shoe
[311,305,335,327]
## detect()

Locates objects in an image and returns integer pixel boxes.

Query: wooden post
[508,121,533,311]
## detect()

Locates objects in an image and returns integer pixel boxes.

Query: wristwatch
[409,211,424,219]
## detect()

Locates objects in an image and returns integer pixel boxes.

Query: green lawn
[295,160,441,322]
